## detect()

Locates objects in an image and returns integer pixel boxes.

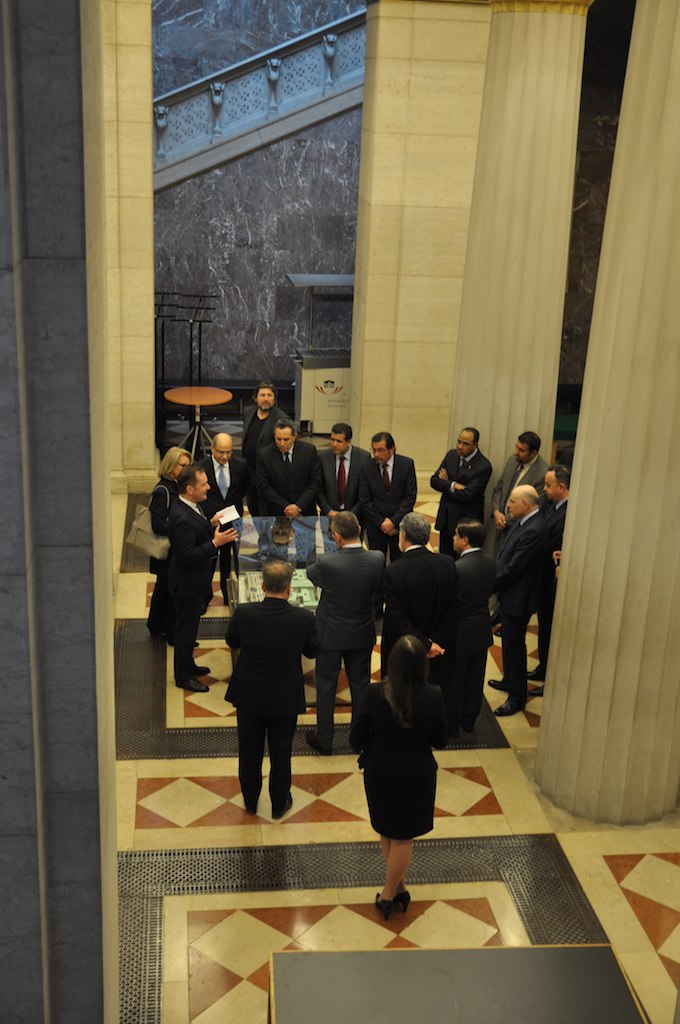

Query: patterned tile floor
[114,493,680,1024]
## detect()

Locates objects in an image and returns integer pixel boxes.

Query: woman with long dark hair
[350,635,447,920]
[146,446,191,642]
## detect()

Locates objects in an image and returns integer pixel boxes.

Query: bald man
[197,433,250,601]
[488,485,547,716]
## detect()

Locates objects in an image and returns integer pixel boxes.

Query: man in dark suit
[197,432,250,601]
[450,520,497,734]
[381,513,458,713]
[256,419,322,564]
[490,431,548,553]
[226,561,320,818]
[528,464,570,692]
[304,512,384,755]
[430,426,493,557]
[358,431,417,563]
[168,466,237,692]
[317,421,371,538]
[488,485,548,716]
[241,380,285,520]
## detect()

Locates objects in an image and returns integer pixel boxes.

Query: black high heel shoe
[375,894,396,921]
[394,890,411,912]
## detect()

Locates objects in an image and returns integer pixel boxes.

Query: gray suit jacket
[307,546,384,650]
[491,453,549,518]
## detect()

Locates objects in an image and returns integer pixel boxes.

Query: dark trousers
[313,646,372,750]
[537,581,557,671]
[172,592,207,683]
[236,710,297,813]
[438,525,454,559]
[217,541,239,602]
[449,649,488,729]
[147,558,176,641]
[366,529,401,564]
[499,606,531,707]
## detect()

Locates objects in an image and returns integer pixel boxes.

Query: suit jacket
[307,546,384,650]
[382,547,458,681]
[358,454,417,540]
[241,404,286,469]
[225,598,320,716]
[453,550,497,657]
[317,445,371,520]
[167,499,218,599]
[540,499,568,591]
[196,454,250,520]
[256,440,322,516]
[495,511,548,617]
[491,453,549,518]
[430,448,492,534]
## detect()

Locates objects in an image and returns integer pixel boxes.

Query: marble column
[350,0,491,468]
[104,0,157,491]
[535,0,680,824]
[0,1,117,1019]
[449,0,592,481]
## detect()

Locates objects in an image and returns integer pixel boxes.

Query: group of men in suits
[166,408,570,815]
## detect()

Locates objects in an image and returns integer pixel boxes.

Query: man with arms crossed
[226,561,319,818]
[305,512,384,755]
[430,427,492,558]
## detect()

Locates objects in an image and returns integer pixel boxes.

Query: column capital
[492,0,593,13]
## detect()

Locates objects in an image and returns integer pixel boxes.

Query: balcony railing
[153,10,366,190]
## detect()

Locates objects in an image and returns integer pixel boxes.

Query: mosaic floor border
[115,620,509,760]
[118,834,607,1024]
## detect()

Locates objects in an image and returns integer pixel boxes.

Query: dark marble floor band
[115,620,508,759]
[119,835,607,1024]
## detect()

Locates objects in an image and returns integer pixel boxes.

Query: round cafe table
[164,385,233,459]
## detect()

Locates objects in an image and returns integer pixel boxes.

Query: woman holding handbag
[147,446,192,642]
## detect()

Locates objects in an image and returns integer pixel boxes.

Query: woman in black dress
[146,446,192,642]
[350,635,447,920]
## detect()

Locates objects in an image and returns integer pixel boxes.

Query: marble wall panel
[153,0,364,96]
[155,110,360,383]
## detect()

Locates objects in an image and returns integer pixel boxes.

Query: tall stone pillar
[350,0,491,469]
[0,1,117,1019]
[536,0,680,824]
[449,0,592,479]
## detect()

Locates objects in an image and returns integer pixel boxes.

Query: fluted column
[536,0,680,823]
[449,0,592,480]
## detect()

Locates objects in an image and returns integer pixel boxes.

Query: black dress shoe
[271,793,293,819]
[305,731,332,756]
[394,890,411,912]
[494,699,525,717]
[176,678,209,693]
[527,667,546,682]
[487,678,510,692]
[529,684,544,697]
[191,665,211,677]
[375,894,396,921]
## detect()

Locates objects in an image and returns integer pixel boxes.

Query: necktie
[337,455,346,506]
[217,464,227,499]
[284,452,291,463]
[382,465,391,491]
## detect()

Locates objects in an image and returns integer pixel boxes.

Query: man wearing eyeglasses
[358,431,417,563]
[197,433,250,602]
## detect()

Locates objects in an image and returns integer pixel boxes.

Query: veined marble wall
[153,0,364,95]
[155,111,361,383]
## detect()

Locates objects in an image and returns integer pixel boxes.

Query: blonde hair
[158,447,191,480]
